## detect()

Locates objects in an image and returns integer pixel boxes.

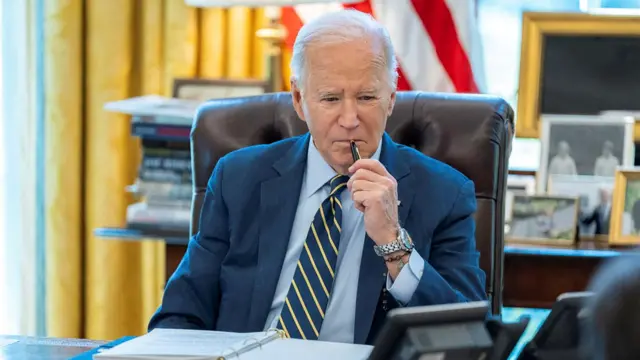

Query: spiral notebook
[93,328,285,360]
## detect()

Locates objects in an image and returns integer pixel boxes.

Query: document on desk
[93,328,373,360]
[93,328,283,360]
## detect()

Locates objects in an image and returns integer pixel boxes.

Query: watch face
[401,229,412,248]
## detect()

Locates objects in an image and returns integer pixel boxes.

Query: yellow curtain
[44,0,267,340]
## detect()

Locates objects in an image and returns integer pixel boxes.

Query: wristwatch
[373,227,414,257]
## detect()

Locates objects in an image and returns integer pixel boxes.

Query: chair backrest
[191,91,514,315]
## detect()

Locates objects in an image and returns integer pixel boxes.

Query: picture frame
[505,175,536,225]
[609,168,640,245]
[537,113,635,193]
[516,11,640,139]
[172,78,270,103]
[506,194,580,247]
[547,174,614,237]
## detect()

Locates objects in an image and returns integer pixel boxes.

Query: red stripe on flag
[281,7,303,49]
[343,0,374,13]
[410,0,478,93]
[396,65,413,91]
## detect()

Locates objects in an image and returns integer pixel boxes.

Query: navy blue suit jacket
[148,133,487,344]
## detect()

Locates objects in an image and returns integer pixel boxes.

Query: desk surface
[0,335,105,359]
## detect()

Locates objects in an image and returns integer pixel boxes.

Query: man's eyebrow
[318,91,340,96]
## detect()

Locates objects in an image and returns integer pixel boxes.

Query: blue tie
[277,174,349,340]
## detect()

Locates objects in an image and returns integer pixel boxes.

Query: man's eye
[360,96,376,101]
[322,97,339,102]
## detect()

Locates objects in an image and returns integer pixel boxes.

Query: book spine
[131,122,191,141]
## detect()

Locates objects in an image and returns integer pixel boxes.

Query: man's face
[558,143,569,156]
[291,38,396,173]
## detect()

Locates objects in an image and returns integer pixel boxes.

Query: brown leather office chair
[190,91,514,315]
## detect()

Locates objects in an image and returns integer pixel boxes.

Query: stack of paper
[92,328,373,360]
[104,95,201,120]
[94,329,282,360]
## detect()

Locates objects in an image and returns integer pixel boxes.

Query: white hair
[290,9,399,90]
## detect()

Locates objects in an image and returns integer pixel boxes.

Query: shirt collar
[303,136,382,199]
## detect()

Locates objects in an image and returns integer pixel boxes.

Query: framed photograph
[537,113,635,192]
[547,175,614,237]
[505,175,536,224]
[172,78,270,102]
[609,168,640,245]
[516,11,640,139]
[506,194,580,246]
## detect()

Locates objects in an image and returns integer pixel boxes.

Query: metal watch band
[373,227,413,257]
[374,241,404,257]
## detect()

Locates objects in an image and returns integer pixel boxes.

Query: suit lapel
[354,133,415,344]
[247,134,310,329]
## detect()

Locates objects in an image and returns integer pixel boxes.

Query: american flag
[281,0,485,93]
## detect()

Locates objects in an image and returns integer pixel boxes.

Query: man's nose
[338,99,359,129]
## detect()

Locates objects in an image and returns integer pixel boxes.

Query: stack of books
[105,95,199,235]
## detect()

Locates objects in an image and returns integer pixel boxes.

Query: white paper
[0,339,17,348]
[95,329,275,358]
[238,338,373,360]
[103,95,201,119]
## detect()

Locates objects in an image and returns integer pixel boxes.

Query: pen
[350,140,361,162]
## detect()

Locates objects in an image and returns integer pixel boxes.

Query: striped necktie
[277,174,349,340]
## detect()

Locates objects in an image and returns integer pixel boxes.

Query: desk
[503,246,620,308]
[0,335,105,359]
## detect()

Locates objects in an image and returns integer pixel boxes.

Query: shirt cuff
[386,251,425,305]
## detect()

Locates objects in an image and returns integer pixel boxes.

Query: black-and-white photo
[538,114,635,192]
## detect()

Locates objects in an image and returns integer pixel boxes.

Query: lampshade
[185,0,361,7]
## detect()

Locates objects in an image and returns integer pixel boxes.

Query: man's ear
[387,91,396,117]
[290,77,306,122]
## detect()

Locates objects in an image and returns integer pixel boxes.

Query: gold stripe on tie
[297,262,325,317]
[319,206,338,254]
[330,183,346,195]
[334,197,342,209]
[278,318,290,338]
[310,224,335,277]
[292,280,319,337]
[285,298,307,339]
[330,198,342,232]
[303,243,330,297]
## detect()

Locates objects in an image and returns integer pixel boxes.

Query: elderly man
[593,141,619,177]
[148,10,486,345]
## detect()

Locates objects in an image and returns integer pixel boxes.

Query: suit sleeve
[406,179,487,306]
[147,156,230,331]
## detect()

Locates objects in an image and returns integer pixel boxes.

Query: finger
[348,169,388,190]
[348,159,391,178]
[352,190,367,211]
[349,179,385,194]
[352,189,386,209]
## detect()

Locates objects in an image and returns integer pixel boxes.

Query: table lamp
[184,0,362,92]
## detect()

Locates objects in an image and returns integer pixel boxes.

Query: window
[0,0,44,336]
[0,0,5,335]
